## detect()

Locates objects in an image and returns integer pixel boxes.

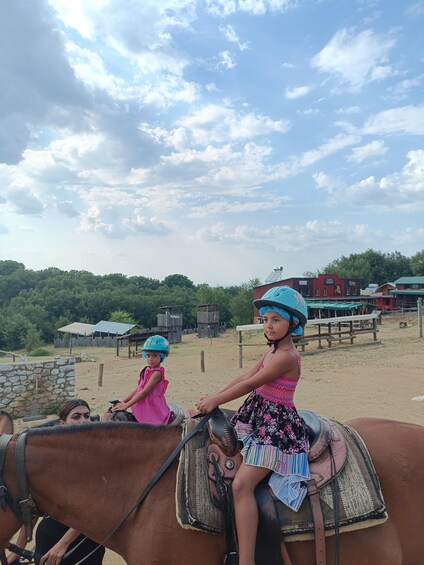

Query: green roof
[394,276,424,284]
[306,301,374,311]
[389,289,424,295]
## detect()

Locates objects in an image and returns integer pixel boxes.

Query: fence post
[418,298,423,338]
[98,363,104,387]
[200,350,205,373]
[239,331,243,368]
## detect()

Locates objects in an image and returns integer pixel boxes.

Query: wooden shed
[197,304,219,338]
[156,305,183,343]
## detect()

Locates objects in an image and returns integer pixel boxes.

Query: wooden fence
[236,312,381,368]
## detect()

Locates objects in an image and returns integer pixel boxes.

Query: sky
[1,0,424,286]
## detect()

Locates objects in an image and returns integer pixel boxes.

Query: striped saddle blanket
[175,418,388,541]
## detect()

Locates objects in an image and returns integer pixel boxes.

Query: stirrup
[223,551,238,565]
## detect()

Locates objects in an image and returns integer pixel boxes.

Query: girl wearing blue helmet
[196,286,310,565]
[112,335,171,425]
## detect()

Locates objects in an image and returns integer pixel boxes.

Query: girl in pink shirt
[113,335,171,425]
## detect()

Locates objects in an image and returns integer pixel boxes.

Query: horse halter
[0,433,41,544]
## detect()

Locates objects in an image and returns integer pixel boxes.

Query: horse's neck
[23,425,180,537]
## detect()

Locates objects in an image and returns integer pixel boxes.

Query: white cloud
[220,24,250,50]
[285,85,313,99]
[347,140,388,163]
[314,149,424,209]
[217,51,236,70]
[7,189,45,215]
[188,195,291,218]
[171,104,290,146]
[387,76,423,100]
[336,106,361,115]
[273,133,361,178]
[196,219,377,252]
[205,0,297,17]
[362,105,424,135]
[312,28,397,91]
[405,2,424,16]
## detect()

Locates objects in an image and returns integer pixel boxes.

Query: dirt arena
[10,314,424,563]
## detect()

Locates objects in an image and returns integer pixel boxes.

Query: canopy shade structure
[306,301,376,311]
[57,322,95,336]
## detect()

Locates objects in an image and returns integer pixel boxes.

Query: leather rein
[0,412,215,565]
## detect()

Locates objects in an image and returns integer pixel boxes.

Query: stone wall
[0,358,75,418]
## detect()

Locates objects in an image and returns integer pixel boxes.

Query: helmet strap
[264,313,294,353]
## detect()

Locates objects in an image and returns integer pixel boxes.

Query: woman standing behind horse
[196,286,310,565]
[7,400,105,565]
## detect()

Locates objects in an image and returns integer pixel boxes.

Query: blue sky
[1,0,423,286]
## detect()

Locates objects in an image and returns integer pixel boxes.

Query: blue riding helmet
[253,286,308,327]
[142,335,170,362]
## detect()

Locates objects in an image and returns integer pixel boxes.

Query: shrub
[28,348,51,357]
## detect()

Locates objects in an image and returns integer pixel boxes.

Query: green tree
[3,314,42,350]
[162,274,194,288]
[0,260,25,276]
[230,286,254,327]
[410,250,424,276]
[323,249,412,287]
[109,310,136,324]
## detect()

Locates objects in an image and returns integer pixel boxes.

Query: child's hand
[112,402,128,411]
[195,396,219,414]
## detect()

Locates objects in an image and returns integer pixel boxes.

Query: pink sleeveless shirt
[131,366,171,425]
[255,354,301,407]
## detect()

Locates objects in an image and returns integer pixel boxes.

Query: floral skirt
[231,391,310,511]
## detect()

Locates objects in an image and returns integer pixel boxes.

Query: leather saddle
[206,409,348,565]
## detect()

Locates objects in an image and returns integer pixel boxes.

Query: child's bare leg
[232,463,270,565]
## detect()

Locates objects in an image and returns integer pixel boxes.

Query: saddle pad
[175,419,388,540]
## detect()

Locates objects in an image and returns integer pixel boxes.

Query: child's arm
[119,372,162,410]
[112,389,137,411]
[123,390,136,403]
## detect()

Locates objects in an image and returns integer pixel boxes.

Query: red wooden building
[253,274,362,319]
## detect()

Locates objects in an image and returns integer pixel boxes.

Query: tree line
[0,248,423,351]
[0,261,259,351]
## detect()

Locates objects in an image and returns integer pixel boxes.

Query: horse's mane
[27,421,178,437]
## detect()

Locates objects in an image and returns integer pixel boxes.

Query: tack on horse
[1,418,424,564]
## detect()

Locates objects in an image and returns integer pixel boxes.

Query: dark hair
[59,399,90,421]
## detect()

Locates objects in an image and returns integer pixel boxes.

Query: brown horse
[1,418,424,564]
[0,411,13,435]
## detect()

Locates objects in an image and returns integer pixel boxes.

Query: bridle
[0,412,216,565]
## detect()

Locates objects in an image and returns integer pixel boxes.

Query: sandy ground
[9,314,424,563]
[71,313,424,426]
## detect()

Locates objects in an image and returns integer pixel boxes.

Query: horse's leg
[0,509,22,558]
